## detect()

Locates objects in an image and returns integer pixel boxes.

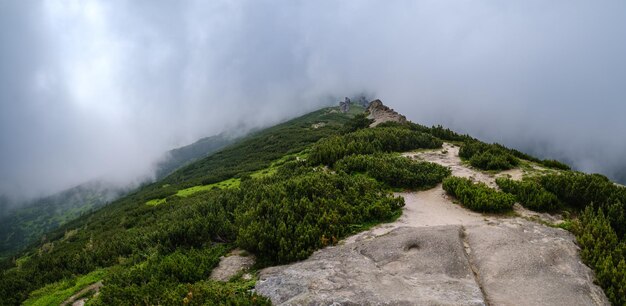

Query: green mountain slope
[0,102,624,305]
[0,132,234,262]
[153,134,234,180]
[0,182,123,262]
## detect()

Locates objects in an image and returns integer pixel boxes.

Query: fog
[1,0,625,200]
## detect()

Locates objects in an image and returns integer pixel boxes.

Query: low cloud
[1,0,625,199]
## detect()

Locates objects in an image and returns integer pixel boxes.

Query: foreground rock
[257,226,485,305]
[466,219,608,306]
[256,220,608,305]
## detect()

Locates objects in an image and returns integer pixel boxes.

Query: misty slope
[0,134,234,261]
[153,134,234,180]
[0,104,366,305]
[0,181,123,262]
[0,101,624,305]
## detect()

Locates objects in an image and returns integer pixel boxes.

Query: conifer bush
[335,154,451,189]
[309,127,442,165]
[234,171,404,264]
[495,177,561,212]
[442,177,515,213]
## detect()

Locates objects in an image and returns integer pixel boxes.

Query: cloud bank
[1,0,625,199]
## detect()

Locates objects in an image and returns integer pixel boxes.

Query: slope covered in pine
[0,133,234,262]
[0,101,624,305]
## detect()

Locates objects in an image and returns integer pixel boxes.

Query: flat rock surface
[465,219,608,306]
[257,226,485,306]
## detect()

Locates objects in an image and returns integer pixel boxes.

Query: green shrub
[97,245,268,305]
[496,178,561,212]
[335,154,450,189]
[540,159,571,170]
[459,141,519,170]
[574,207,626,305]
[309,127,442,165]
[375,121,472,142]
[342,112,374,133]
[234,171,404,264]
[442,177,515,213]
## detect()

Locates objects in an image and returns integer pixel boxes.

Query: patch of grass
[23,269,107,306]
[146,198,167,206]
[176,178,241,198]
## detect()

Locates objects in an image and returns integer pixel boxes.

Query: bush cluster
[459,141,519,170]
[309,127,442,165]
[442,177,515,213]
[95,245,270,305]
[375,121,472,142]
[495,178,561,212]
[575,207,626,305]
[335,154,451,190]
[235,171,404,264]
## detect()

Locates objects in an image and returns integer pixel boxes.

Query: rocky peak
[366,99,407,127]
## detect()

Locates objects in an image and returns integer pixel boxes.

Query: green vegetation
[442,177,515,213]
[540,159,571,170]
[0,182,123,261]
[94,245,269,305]
[335,154,451,190]
[146,198,167,206]
[1,105,402,305]
[459,141,519,170]
[575,208,626,305]
[0,103,622,304]
[23,268,107,306]
[341,112,374,133]
[235,169,404,264]
[165,107,359,188]
[309,127,442,165]
[176,178,241,198]
[496,177,561,212]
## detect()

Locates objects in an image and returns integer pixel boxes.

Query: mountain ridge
[1,100,624,305]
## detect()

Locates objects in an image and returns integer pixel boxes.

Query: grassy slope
[0,105,362,305]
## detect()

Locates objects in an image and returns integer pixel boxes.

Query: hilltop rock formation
[339,97,351,113]
[366,99,407,126]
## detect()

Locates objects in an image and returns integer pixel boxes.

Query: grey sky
[1,0,625,199]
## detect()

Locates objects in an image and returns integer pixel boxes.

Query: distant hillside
[0,132,234,261]
[0,181,123,261]
[153,134,234,180]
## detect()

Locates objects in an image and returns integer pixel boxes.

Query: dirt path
[403,143,523,188]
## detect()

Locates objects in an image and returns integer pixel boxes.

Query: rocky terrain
[366,99,407,127]
[255,143,609,305]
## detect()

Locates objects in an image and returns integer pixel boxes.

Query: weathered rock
[256,221,609,305]
[366,99,407,127]
[339,97,351,113]
[256,226,485,305]
[210,249,255,282]
[465,219,609,306]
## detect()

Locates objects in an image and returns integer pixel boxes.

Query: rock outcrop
[257,226,485,305]
[256,221,608,306]
[366,99,407,127]
[339,97,351,113]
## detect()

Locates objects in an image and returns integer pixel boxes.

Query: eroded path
[256,144,608,305]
